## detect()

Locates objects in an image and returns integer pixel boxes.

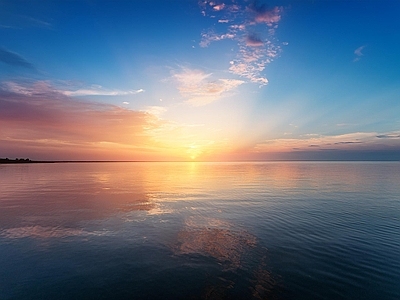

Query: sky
[1,0,400,161]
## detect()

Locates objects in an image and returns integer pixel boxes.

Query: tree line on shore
[0,158,32,163]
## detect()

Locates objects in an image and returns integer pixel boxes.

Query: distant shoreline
[1,158,399,164]
[0,159,141,164]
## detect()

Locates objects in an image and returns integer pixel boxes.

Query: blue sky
[1,0,400,160]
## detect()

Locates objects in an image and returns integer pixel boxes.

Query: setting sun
[1,1,400,299]
[1,0,399,162]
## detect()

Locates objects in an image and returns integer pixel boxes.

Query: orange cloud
[0,82,168,160]
[0,81,236,161]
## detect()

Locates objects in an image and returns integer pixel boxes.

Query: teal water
[0,162,399,299]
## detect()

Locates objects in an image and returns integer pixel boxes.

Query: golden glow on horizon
[1,80,399,161]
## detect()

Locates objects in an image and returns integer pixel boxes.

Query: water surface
[1,162,399,299]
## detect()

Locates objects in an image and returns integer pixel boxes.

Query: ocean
[0,162,399,299]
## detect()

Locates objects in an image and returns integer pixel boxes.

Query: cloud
[199,1,235,15]
[0,81,161,159]
[142,106,167,116]
[353,45,366,62]
[336,123,357,127]
[252,131,400,154]
[0,48,34,69]
[172,68,244,106]
[200,31,236,48]
[0,81,227,160]
[246,34,264,47]
[354,45,365,56]
[230,24,246,31]
[229,46,271,85]
[199,0,284,86]
[23,16,52,28]
[2,81,145,97]
[63,86,145,97]
[0,24,17,29]
[376,133,400,139]
[213,3,226,11]
[1,14,52,30]
[248,3,282,25]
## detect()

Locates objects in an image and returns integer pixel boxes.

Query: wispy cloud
[376,133,400,139]
[353,45,366,62]
[23,16,52,28]
[63,85,145,97]
[172,68,244,106]
[252,131,400,153]
[0,24,17,29]
[142,106,167,116]
[0,47,34,69]
[199,31,236,47]
[354,45,365,56]
[1,14,52,30]
[2,81,144,97]
[199,0,284,86]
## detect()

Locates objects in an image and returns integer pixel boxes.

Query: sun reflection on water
[1,162,399,299]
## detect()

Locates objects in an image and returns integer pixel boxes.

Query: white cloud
[354,45,365,56]
[353,45,366,62]
[200,31,236,48]
[64,86,145,97]
[173,68,212,88]
[142,106,167,116]
[2,81,145,98]
[172,68,244,106]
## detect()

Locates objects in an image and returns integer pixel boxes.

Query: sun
[187,144,202,161]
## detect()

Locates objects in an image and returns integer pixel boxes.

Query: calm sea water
[0,162,399,300]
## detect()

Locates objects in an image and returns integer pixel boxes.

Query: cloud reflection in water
[172,216,280,299]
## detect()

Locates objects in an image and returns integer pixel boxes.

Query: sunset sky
[1,0,400,161]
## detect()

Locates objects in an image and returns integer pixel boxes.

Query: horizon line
[1,158,399,164]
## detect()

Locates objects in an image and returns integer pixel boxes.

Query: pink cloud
[212,3,225,11]
[246,34,264,47]
[248,4,282,25]
[0,82,161,160]
[199,1,284,86]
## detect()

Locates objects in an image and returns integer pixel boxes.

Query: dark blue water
[0,162,399,299]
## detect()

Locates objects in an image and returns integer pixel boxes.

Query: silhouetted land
[1,158,399,164]
[0,158,141,164]
[0,158,35,164]
[0,158,62,164]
